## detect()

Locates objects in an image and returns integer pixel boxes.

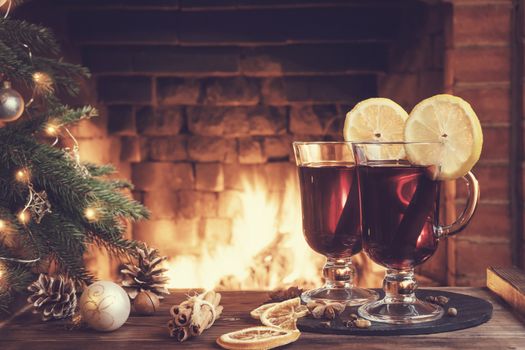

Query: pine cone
[27,274,77,321]
[121,244,170,299]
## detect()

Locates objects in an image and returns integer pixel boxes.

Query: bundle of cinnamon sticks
[167,290,223,342]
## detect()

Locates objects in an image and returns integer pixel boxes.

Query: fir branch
[0,18,59,55]
[85,164,117,177]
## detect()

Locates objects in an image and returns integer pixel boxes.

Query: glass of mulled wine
[293,141,378,306]
[352,141,479,324]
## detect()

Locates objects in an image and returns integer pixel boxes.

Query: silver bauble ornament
[79,281,130,332]
[0,81,24,122]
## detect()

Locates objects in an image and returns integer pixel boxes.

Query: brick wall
[18,0,454,285]
[445,0,515,286]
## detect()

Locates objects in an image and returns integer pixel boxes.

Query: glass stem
[383,268,418,304]
[323,257,355,289]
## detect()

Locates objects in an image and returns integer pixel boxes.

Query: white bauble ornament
[79,281,130,332]
[0,81,24,122]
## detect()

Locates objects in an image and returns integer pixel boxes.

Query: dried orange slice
[260,297,308,330]
[217,326,301,350]
[250,303,278,320]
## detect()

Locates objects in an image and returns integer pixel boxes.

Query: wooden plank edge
[487,266,525,315]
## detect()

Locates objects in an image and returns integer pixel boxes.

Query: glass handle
[434,171,480,239]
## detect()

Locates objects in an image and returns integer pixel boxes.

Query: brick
[187,107,226,136]
[283,76,377,103]
[200,218,232,244]
[177,190,202,219]
[177,7,400,43]
[264,162,294,191]
[249,107,287,136]
[157,78,201,105]
[454,274,487,287]
[188,136,228,162]
[378,73,419,111]
[107,105,135,135]
[70,11,178,43]
[147,136,187,161]
[457,202,510,240]
[69,114,108,138]
[133,219,199,256]
[224,139,238,164]
[120,136,147,162]
[457,164,508,200]
[85,46,239,75]
[264,136,291,160]
[222,108,250,137]
[290,105,323,135]
[454,240,511,276]
[132,162,194,191]
[201,192,219,218]
[454,86,510,124]
[454,47,510,83]
[241,43,387,76]
[195,163,224,191]
[261,79,287,105]
[136,107,183,136]
[143,191,178,219]
[97,76,151,104]
[218,190,243,218]
[189,106,286,137]
[78,137,121,164]
[480,127,508,161]
[239,138,266,164]
[204,78,259,106]
[454,4,511,46]
[224,164,267,190]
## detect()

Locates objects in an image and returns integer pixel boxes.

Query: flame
[165,170,323,290]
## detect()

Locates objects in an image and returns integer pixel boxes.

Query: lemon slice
[404,94,483,180]
[217,326,301,350]
[260,297,308,330]
[250,303,278,320]
[344,98,409,160]
[344,97,409,142]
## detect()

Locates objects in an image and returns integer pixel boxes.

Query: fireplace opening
[16,0,451,289]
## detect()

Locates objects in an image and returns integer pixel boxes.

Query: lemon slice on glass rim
[344,97,409,160]
[404,94,483,180]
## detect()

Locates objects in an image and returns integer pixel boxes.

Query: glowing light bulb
[84,207,98,222]
[15,168,30,183]
[18,210,30,225]
[45,123,59,136]
[32,71,54,94]
[0,220,6,231]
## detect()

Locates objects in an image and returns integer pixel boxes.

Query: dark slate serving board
[297,289,493,336]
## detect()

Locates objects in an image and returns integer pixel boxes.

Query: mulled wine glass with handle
[352,141,479,324]
[293,141,378,306]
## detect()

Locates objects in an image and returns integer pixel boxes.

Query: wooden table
[1,287,524,349]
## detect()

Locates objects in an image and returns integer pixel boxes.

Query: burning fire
[165,171,324,290]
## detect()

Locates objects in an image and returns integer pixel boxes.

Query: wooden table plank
[0,287,524,349]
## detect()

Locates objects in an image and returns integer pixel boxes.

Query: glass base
[358,297,444,324]
[301,286,378,306]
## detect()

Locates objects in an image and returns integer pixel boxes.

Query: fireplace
[16,0,516,288]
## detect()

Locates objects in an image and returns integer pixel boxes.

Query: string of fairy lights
[0,0,100,265]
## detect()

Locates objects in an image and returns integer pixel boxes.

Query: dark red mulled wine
[358,164,440,270]
[298,163,362,258]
